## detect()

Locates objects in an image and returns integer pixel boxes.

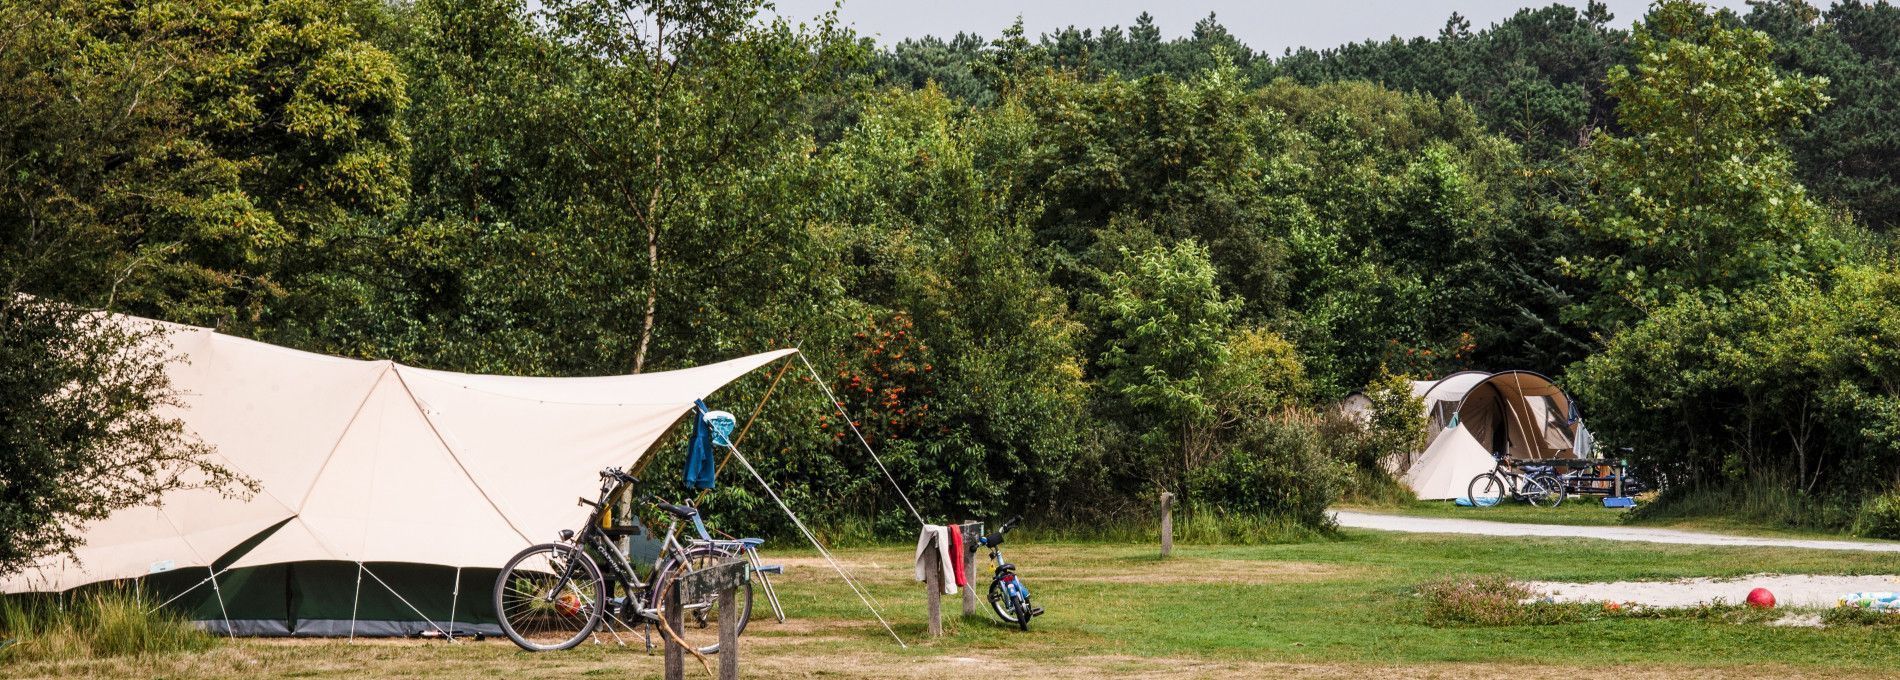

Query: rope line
[727,443,907,648]
[206,566,234,638]
[794,349,924,526]
[361,564,451,639]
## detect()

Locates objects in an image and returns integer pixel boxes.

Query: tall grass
[0,587,214,664]
[1629,476,1862,534]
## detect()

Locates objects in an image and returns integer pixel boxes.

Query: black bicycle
[492,467,753,652]
[977,516,1041,630]
[1468,457,1566,508]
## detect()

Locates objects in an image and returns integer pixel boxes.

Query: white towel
[912,525,957,594]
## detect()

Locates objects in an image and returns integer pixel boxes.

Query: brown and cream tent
[1395,371,1584,500]
[0,314,792,636]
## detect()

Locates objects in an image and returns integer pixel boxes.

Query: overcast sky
[766,1,1755,55]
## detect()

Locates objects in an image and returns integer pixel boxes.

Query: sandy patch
[1523,573,1900,608]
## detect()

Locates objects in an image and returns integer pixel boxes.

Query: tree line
[8,0,1900,561]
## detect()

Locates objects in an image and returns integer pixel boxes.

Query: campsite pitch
[8,532,1900,678]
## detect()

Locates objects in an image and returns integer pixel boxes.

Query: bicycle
[976,516,1042,630]
[492,467,755,652]
[1467,456,1566,508]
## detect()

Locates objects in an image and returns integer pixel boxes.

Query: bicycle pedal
[1030,607,1045,617]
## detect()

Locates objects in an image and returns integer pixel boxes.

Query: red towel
[948,523,968,588]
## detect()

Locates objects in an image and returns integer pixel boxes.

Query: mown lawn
[9,530,1900,678]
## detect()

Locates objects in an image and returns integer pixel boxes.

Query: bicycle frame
[554,476,716,621]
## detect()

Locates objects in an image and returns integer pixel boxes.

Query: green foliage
[1574,266,1900,516]
[1186,416,1344,528]
[17,0,1900,544]
[1751,0,1900,231]
[1326,369,1430,504]
[1565,0,1839,331]
[1418,575,1583,627]
[0,588,214,663]
[1854,488,1900,539]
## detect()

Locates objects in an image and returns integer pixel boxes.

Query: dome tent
[1,312,793,636]
[1397,371,1584,500]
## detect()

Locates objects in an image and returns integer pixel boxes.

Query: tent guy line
[796,348,926,527]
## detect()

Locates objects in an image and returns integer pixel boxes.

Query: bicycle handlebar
[999,516,1022,533]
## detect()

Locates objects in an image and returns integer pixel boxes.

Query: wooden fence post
[718,586,739,680]
[1160,492,1174,558]
[663,585,684,680]
[924,534,944,637]
[669,558,749,680]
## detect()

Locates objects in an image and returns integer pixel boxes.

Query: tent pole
[206,566,235,638]
[349,562,363,643]
[448,567,461,641]
[698,355,795,506]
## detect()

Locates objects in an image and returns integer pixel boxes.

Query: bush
[1856,489,1900,539]
[0,587,214,664]
[1187,416,1344,530]
[1823,605,1900,628]
[1418,576,1584,627]
[1629,476,1862,534]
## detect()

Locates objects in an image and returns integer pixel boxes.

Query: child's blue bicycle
[977,516,1043,630]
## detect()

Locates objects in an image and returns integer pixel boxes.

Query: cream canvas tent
[1397,371,1584,500]
[0,314,792,636]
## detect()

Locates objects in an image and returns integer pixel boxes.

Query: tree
[1750,0,1900,231]
[539,0,863,373]
[1090,241,1241,501]
[1563,0,1838,333]
[0,298,255,574]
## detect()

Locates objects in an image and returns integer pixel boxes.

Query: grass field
[8,529,1900,678]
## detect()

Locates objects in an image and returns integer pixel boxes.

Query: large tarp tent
[0,314,792,636]
[1396,371,1584,500]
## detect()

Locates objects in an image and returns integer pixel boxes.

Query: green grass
[0,587,215,665]
[7,531,1900,677]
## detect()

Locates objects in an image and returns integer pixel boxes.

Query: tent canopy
[2,314,792,594]
[1397,370,1584,500]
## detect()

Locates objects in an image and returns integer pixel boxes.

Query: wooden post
[718,587,739,680]
[960,522,979,617]
[924,534,944,637]
[663,585,684,680]
[1160,492,1174,558]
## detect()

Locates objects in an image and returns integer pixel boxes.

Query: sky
[766,1,1755,55]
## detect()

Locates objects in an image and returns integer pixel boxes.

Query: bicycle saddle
[655,502,699,519]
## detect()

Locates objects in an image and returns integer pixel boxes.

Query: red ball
[1746,587,1776,609]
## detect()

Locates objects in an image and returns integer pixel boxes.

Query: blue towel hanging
[684,399,717,490]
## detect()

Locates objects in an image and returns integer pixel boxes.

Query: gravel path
[1332,510,1900,554]
[1525,573,1900,608]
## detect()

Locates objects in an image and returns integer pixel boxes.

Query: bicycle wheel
[1467,473,1505,507]
[1529,474,1567,508]
[650,546,753,654]
[988,578,1021,624]
[494,543,607,651]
